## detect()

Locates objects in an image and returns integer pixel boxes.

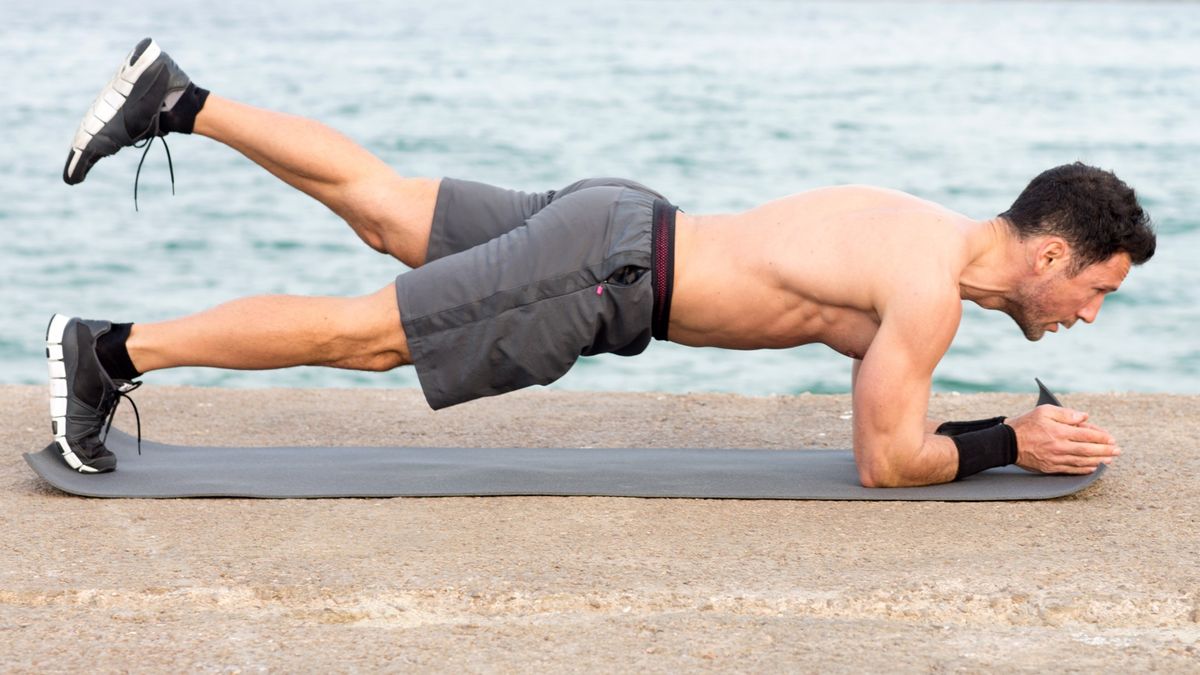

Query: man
[50,38,1153,485]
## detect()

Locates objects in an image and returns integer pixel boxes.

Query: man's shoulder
[862,218,969,316]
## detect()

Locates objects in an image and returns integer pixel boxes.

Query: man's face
[1009,251,1132,342]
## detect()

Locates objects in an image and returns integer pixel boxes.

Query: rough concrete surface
[1,384,1197,673]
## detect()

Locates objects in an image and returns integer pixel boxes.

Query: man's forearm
[861,432,959,487]
[866,418,1026,487]
[912,432,960,485]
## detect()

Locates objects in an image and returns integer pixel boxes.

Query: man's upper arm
[856,357,946,434]
[852,287,961,485]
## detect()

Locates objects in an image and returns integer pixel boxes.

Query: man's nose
[1078,295,1105,324]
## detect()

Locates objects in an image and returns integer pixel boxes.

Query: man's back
[669,185,975,355]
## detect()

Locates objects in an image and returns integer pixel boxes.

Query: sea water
[2,0,1197,395]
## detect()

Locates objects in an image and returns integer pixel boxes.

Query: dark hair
[999,162,1155,275]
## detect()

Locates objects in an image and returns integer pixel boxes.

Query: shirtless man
[51,39,1155,484]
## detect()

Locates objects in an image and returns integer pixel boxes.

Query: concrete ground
[1,384,1197,672]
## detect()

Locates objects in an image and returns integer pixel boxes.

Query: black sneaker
[46,314,141,473]
[62,37,191,186]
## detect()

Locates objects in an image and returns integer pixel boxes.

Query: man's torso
[667,185,975,357]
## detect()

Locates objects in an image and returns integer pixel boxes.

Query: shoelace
[100,381,143,455]
[131,114,174,212]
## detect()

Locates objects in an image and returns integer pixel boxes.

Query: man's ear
[1035,236,1069,274]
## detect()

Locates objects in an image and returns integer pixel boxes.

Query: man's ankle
[96,323,142,380]
[160,84,210,134]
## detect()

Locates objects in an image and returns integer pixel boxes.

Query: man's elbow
[858,462,904,488]
[856,450,939,488]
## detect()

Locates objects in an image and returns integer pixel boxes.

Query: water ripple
[3,0,1197,393]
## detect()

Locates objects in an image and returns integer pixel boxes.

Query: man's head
[999,162,1155,341]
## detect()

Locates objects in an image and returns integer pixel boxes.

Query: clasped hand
[1004,405,1121,474]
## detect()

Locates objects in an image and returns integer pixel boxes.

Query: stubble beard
[1009,278,1055,342]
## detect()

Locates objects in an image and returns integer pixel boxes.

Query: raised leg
[194,95,439,267]
[125,284,410,373]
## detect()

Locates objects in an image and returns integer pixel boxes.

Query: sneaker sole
[64,38,163,183]
[46,314,101,473]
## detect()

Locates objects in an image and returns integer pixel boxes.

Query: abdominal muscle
[666,185,967,356]
[668,276,880,357]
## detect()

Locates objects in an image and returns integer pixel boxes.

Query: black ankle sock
[96,323,142,381]
[160,84,210,134]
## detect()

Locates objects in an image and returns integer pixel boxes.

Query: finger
[1058,452,1112,468]
[1078,421,1117,440]
[1046,406,1089,425]
[1051,463,1100,475]
[1065,426,1118,445]
[1058,441,1121,458]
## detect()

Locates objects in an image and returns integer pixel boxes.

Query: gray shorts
[394,177,674,410]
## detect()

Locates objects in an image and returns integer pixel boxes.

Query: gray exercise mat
[24,427,1104,500]
[24,379,1104,500]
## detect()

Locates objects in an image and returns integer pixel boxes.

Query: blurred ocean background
[2,0,1197,396]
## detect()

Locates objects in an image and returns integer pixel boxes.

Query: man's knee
[340,177,439,266]
[325,284,411,371]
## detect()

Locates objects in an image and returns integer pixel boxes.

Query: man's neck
[958,217,1024,310]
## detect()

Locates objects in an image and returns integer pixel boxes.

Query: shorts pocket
[605,265,648,287]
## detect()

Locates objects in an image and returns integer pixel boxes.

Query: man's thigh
[424,178,556,263]
[396,185,655,410]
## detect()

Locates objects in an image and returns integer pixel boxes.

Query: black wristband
[951,423,1018,480]
[935,416,1007,436]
